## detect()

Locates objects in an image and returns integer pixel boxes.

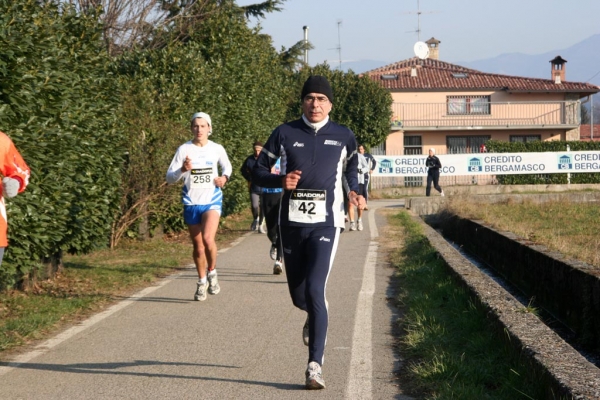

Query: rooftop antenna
[403,0,438,41]
[328,20,343,70]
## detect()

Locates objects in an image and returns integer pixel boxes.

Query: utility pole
[337,20,342,70]
[328,20,343,70]
[592,94,595,139]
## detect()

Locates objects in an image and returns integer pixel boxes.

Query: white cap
[190,112,212,135]
[429,148,436,154]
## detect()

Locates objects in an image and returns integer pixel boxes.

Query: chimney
[550,55,567,84]
[425,37,441,60]
[303,26,309,65]
[411,67,417,77]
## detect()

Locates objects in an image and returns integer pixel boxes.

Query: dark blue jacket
[252,118,359,228]
[241,155,262,193]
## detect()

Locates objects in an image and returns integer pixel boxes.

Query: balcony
[391,101,581,131]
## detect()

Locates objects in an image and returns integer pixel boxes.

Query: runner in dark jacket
[425,148,444,197]
[252,75,365,390]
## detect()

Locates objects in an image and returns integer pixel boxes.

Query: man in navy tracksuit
[253,75,365,390]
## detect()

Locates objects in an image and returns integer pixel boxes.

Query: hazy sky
[237,0,600,66]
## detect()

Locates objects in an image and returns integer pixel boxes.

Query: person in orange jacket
[0,131,30,265]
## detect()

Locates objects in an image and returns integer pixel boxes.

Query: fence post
[567,144,571,185]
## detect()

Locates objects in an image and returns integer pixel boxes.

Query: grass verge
[0,211,252,357]
[388,210,547,399]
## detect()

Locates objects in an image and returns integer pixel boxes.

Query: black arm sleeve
[240,157,252,182]
[252,130,284,188]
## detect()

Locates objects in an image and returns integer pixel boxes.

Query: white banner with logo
[372,151,600,177]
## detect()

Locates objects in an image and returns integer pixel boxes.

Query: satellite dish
[413,41,429,59]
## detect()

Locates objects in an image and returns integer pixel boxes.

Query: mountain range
[343,34,600,88]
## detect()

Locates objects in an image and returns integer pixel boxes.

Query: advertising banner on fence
[372,151,600,177]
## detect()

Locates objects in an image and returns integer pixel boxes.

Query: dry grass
[442,195,600,268]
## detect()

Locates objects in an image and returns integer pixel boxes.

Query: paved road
[0,200,412,400]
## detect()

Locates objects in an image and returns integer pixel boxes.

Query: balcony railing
[391,101,580,130]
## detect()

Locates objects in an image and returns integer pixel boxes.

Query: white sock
[208,269,217,277]
[198,278,207,284]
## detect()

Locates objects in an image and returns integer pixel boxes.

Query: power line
[586,68,600,83]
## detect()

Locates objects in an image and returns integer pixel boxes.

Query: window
[447,136,490,154]
[403,135,422,155]
[370,141,386,156]
[447,96,490,115]
[403,136,422,187]
[510,135,541,143]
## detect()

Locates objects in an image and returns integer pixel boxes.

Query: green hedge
[0,1,121,288]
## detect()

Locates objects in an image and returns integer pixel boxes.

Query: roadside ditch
[405,199,600,399]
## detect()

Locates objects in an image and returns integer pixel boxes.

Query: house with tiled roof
[365,38,600,160]
[580,124,600,141]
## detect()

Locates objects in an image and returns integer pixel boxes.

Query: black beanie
[301,75,333,103]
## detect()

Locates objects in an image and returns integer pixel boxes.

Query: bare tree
[63,0,182,54]
[62,0,286,55]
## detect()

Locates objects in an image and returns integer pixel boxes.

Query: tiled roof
[364,57,600,94]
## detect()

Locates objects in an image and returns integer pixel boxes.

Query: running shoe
[207,271,220,295]
[349,221,356,231]
[273,260,283,275]
[441,190,445,197]
[269,244,277,260]
[194,281,208,301]
[357,220,363,231]
[303,315,309,346]
[305,361,326,390]
[250,218,258,231]
[258,222,266,234]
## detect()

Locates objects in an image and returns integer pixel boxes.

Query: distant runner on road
[241,140,265,233]
[166,112,232,301]
[253,75,366,390]
[261,158,284,274]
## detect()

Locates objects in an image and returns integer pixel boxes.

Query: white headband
[191,112,212,135]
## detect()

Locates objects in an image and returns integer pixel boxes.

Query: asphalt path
[0,199,413,400]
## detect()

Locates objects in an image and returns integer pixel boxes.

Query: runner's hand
[2,177,19,198]
[349,191,366,209]
[282,170,301,190]
[214,176,227,188]
[181,156,192,172]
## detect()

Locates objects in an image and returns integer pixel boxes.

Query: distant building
[364,38,600,187]
[365,38,600,156]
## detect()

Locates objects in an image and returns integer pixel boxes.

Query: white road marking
[0,278,174,377]
[0,233,251,377]
[346,207,379,399]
